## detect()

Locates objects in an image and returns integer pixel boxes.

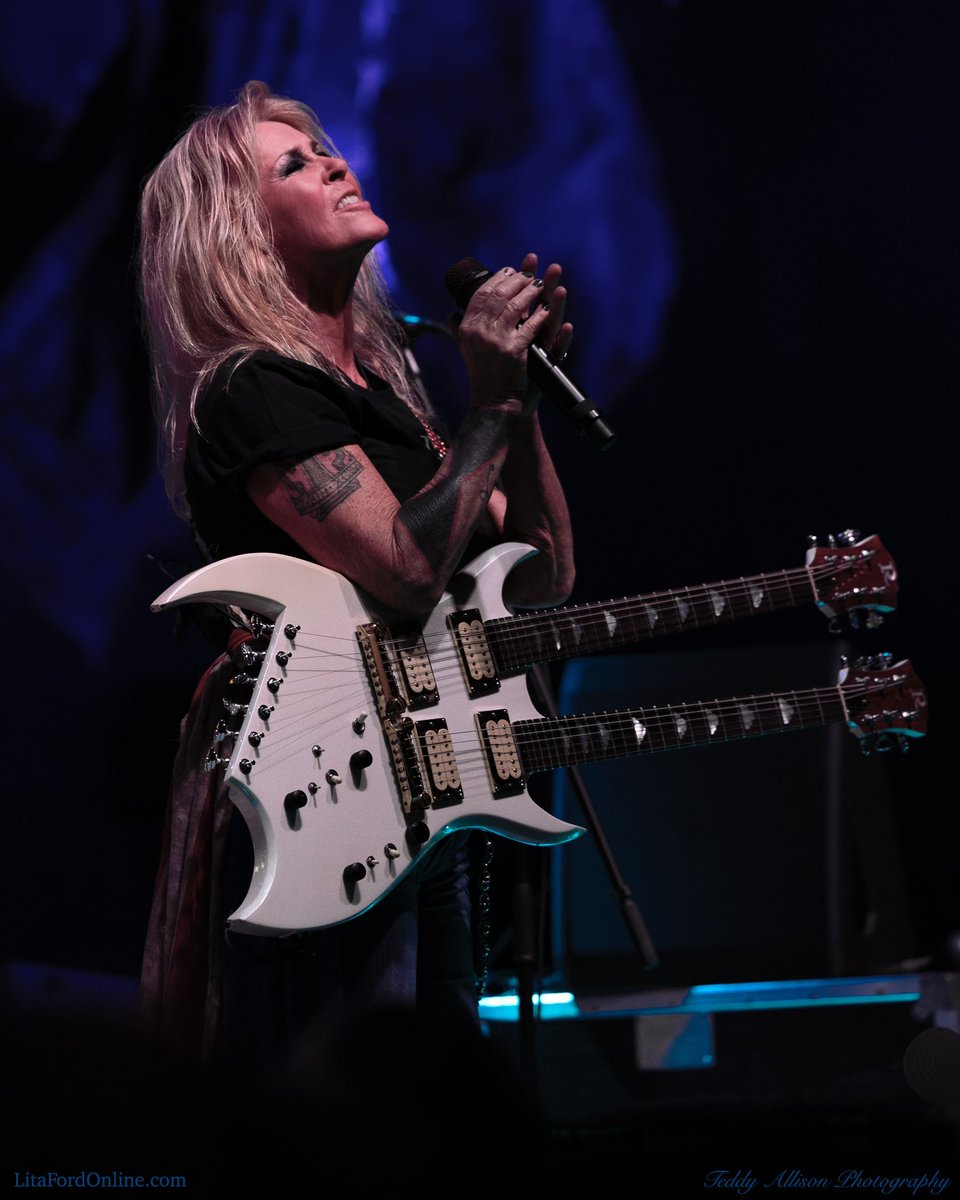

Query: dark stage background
[2,0,958,1171]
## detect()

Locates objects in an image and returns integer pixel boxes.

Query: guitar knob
[406,821,430,849]
[343,862,367,884]
[350,750,373,772]
[284,790,308,824]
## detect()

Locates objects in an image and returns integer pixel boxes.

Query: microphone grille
[444,257,490,308]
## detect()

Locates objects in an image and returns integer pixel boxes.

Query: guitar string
[228,623,907,768]
[231,555,886,699]
[219,544,899,780]
[371,557,888,668]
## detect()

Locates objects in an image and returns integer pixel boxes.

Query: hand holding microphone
[444,255,617,449]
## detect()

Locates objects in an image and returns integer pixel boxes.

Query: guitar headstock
[806,529,898,629]
[839,653,927,753]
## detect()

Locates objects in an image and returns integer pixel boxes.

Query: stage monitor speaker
[549,640,916,992]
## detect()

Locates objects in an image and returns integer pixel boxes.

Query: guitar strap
[139,627,253,1065]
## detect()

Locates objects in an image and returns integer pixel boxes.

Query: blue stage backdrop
[1,1,955,987]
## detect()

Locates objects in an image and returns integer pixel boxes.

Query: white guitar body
[152,542,585,936]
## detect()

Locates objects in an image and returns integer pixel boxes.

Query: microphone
[392,311,450,339]
[444,257,617,449]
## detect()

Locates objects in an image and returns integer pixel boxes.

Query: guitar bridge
[383,716,462,813]
[356,622,405,719]
[476,709,526,798]
[448,608,500,698]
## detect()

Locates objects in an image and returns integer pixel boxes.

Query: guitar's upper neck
[514,683,845,775]
[486,567,817,674]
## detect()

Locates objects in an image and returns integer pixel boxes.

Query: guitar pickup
[383,716,463,813]
[448,608,501,698]
[416,718,463,807]
[476,709,526,798]
[393,625,440,710]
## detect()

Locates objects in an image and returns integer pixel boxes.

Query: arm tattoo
[283,448,363,522]
[398,406,516,572]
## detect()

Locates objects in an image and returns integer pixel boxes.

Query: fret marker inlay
[644,604,659,626]
[677,599,691,622]
[738,704,756,730]
[778,699,796,725]
[709,590,727,617]
[632,718,647,746]
[706,710,720,736]
[603,610,617,638]
[750,586,765,609]
[675,716,689,738]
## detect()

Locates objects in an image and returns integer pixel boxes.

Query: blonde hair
[138,80,419,518]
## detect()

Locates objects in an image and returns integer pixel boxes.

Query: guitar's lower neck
[514,684,845,774]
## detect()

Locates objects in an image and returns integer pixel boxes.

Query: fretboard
[486,568,816,674]
[513,684,845,775]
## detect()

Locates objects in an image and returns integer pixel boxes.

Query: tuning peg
[212,720,235,745]
[250,615,274,640]
[835,529,861,547]
[853,652,891,670]
[234,643,265,668]
[807,533,819,547]
[204,746,231,772]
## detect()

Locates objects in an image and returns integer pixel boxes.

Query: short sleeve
[192,353,364,494]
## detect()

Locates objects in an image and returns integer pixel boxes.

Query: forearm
[496,413,576,606]
[395,403,520,608]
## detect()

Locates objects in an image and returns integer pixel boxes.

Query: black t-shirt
[184,351,444,561]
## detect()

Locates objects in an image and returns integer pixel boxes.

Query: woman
[138,81,575,1084]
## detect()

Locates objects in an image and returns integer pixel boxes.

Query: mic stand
[527,664,660,973]
[504,664,659,1105]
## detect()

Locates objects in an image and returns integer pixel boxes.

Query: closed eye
[280,150,307,177]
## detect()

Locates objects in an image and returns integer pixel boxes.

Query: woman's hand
[450,255,574,417]
[519,251,574,365]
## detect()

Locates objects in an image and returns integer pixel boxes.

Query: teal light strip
[479,992,579,1021]
[478,977,923,1022]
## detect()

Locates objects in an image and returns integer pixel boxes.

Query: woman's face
[255,120,388,289]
